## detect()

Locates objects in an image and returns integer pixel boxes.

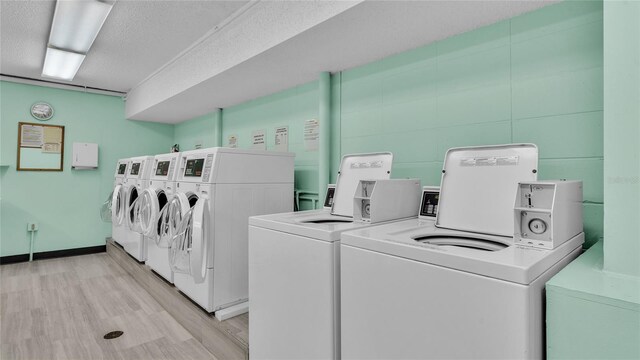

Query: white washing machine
[110,158,130,244]
[135,152,180,283]
[249,153,422,360]
[339,144,585,360]
[122,155,154,262]
[168,147,295,319]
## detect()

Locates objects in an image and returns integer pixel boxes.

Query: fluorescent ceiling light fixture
[49,0,115,53]
[42,0,115,81]
[42,48,86,81]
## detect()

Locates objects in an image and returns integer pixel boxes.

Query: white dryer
[122,155,154,261]
[168,147,294,319]
[248,153,421,360]
[339,144,584,359]
[135,152,180,283]
[111,158,129,245]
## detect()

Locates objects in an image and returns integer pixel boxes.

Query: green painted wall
[173,111,221,151]
[546,2,640,358]
[194,1,604,235]
[0,1,608,257]
[222,82,320,210]
[547,242,640,359]
[602,0,640,277]
[338,0,603,247]
[0,81,174,257]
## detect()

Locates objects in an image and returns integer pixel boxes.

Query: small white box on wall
[72,142,98,169]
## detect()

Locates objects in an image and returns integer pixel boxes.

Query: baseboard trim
[0,245,107,265]
[0,254,29,264]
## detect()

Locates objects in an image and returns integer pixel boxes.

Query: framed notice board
[17,122,65,171]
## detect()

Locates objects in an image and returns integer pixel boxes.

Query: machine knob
[528,219,547,234]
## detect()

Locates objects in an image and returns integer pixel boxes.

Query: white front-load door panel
[169,192,197,275]
[123,183,147,261]
[111,184,126,244]
[249,226,339,360]
[340,244,534,360]
[189,197,209,284]
[126,185,142,232]
[139,188,160,238]
[112,184,125,226]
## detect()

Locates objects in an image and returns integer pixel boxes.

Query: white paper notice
[304,119,319,151]
[20,124,44,148]
[42,143,61,154]
[274,126,288,152]
[252,129,266,150]
[227,135,238,148]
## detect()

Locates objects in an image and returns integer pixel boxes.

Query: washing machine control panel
[184,158,204,177]
[323,184,336,209]
[156,161,171,176]
[130,162,141,176]
[514,180,583,249]
[178,153,215,182]
[151,158,177,181]
[116,162,127,175]
[353,179,421,223]
[419,186,440,219]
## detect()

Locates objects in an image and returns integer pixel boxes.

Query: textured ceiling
[0,0,249,92]
[0,0,558,123]
[127,0,558,123]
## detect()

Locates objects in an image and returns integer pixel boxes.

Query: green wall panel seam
[547,286,640,312]
[510,18,604,46]
[509,17,514,144]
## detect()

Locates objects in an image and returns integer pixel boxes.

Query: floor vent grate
[103,331,124,339]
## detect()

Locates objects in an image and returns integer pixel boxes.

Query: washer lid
[331,152,393,217]
[436,144,538,237]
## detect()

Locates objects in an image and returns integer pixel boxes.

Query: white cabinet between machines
[167,147,294,320]
[339,144,584,359]
[122,155,154,261]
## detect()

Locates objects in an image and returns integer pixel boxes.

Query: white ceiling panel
[0,0,249,92]
[0,0,557,122]
[126,0,558,123]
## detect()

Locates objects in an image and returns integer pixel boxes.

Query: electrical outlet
[27,223,38,232]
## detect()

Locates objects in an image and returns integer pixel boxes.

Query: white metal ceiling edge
[130,0,261,92]
[124,0,363,121]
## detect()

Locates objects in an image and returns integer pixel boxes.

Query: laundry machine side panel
[340,244,534,360]
[531,246,582,359]
[249,226,337,360]
[212,183,294,311]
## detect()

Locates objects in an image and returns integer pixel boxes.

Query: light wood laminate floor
[1,253,218,360]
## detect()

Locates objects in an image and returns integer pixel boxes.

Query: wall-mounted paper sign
[20,124,44,148]
[228,134,238,148]
[42,143,61,154]
[252,129,266,150]
[17,122,65,171]
[304,118,319,151]
[274,126,288,152]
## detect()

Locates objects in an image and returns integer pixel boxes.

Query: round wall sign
[31,102,54,121]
